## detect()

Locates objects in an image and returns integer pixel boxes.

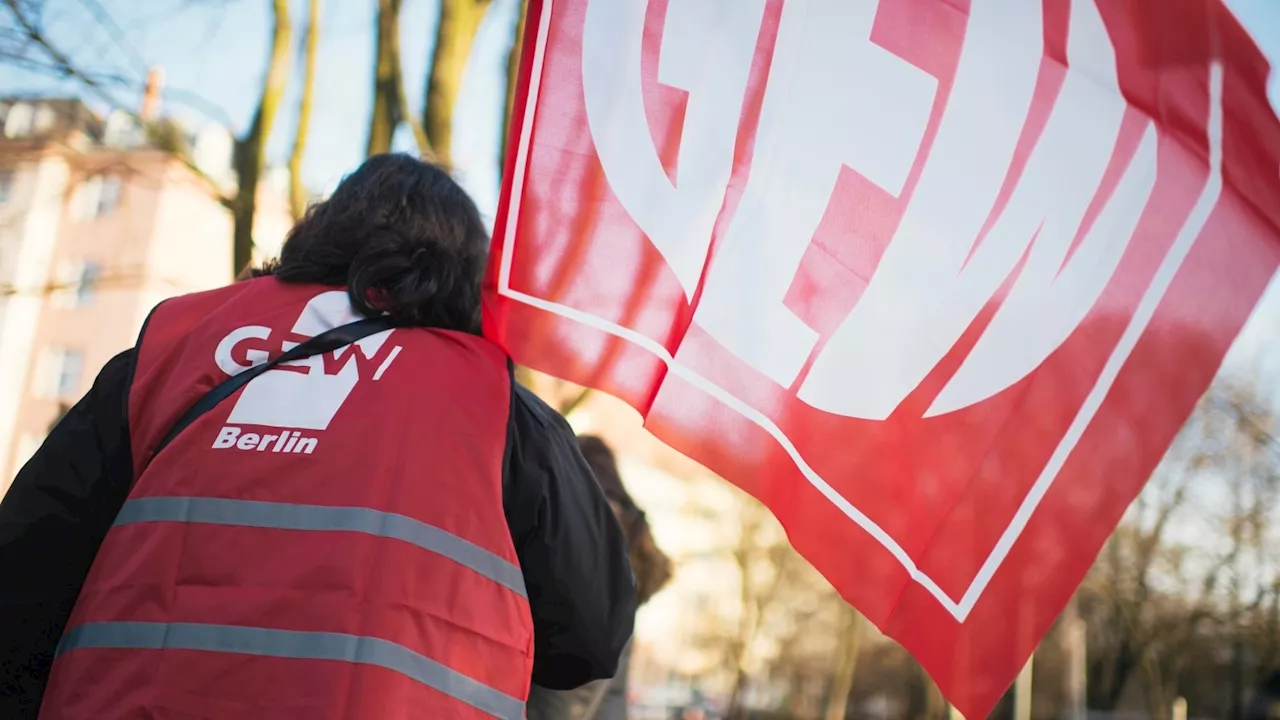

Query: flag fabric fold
[484,0,1280,715]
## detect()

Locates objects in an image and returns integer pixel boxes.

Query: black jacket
[0,344,636,717]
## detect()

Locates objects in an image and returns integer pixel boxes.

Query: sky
[1,0,523,211]
[4,0,1279,213]
[5,0,1274,208]
[3,0,1280,387]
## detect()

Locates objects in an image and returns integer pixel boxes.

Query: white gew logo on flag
[582,0,1182,420]
[212,291,402,431]
[570,0,1225,621]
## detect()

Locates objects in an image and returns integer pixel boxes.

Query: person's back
[0,154,637,719]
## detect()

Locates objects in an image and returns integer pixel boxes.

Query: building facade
[0,97,289,489]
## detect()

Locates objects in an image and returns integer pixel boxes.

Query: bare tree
[231,0,292,273]
[1081,379,1280,717]
[824,604,866,720]
[1,1,228,198]
[423,0,492,168]
[288,0,321,220]
[676,494,837,719]
[367,0,428,158]
[724,504,783,719]
[3,0,299,276]
[366,0,401,157]
[512,368,593,417]
[499,0,528,177]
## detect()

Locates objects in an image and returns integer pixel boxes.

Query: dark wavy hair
[248,154,489,333]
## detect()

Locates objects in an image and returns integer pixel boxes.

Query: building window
[4,102,33,138]
[51,260,103,308]
[76,261,102,305]
[97,176,122,216]
[33,104,56,134]
[71,174,123,221]
[0,169,12,204]
[34,347,84,400]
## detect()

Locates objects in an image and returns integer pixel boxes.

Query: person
[0,153,637,719]
[527,436,672,720]
[1247,670,1280,720]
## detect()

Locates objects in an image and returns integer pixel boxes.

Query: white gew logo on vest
[211,292,402,451]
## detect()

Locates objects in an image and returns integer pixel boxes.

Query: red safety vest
[40,278,534,720]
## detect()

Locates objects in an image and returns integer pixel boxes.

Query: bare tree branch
[366,0,401,157]
[3,0,307,278]
[367,0,430,159]
[289,0,320,220]
[499,0,527,179]
[231,0,292,273]
[558,385,592,417]
[423,0,492,168]
[1,0,233,203]
[75,0,148,77]
[0,266,186,298]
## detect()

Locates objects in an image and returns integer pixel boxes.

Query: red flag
[484,0,1280,715]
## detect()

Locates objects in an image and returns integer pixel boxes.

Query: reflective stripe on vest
[85,496,528,718]
[114,496,527,596]
[56,622,525,720]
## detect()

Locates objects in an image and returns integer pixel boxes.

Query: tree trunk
[727,665,750,720]
[725,526,756,720]
[1061,595,1088,720]
[499,0,528,177]
[231,179,257,275]
[368,0,430,158]
[1013,657,1033,720]
[424,0,493,168]
[1230,638,1245,720]
[558,386,592,417]
[513,365,536,389]
[367,0,404,157]
[824,605,865,720]
[397,47,432,157]
[233,0,293,275]
[1092,638,1139,710]
[289,0,322,220]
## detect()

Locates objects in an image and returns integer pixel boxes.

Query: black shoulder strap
[151,316,397,459]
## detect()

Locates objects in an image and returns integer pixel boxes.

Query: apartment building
[0,93,290,489]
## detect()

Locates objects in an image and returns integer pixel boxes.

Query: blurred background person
[1248,670,1280,720]
[527,435,673,720]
